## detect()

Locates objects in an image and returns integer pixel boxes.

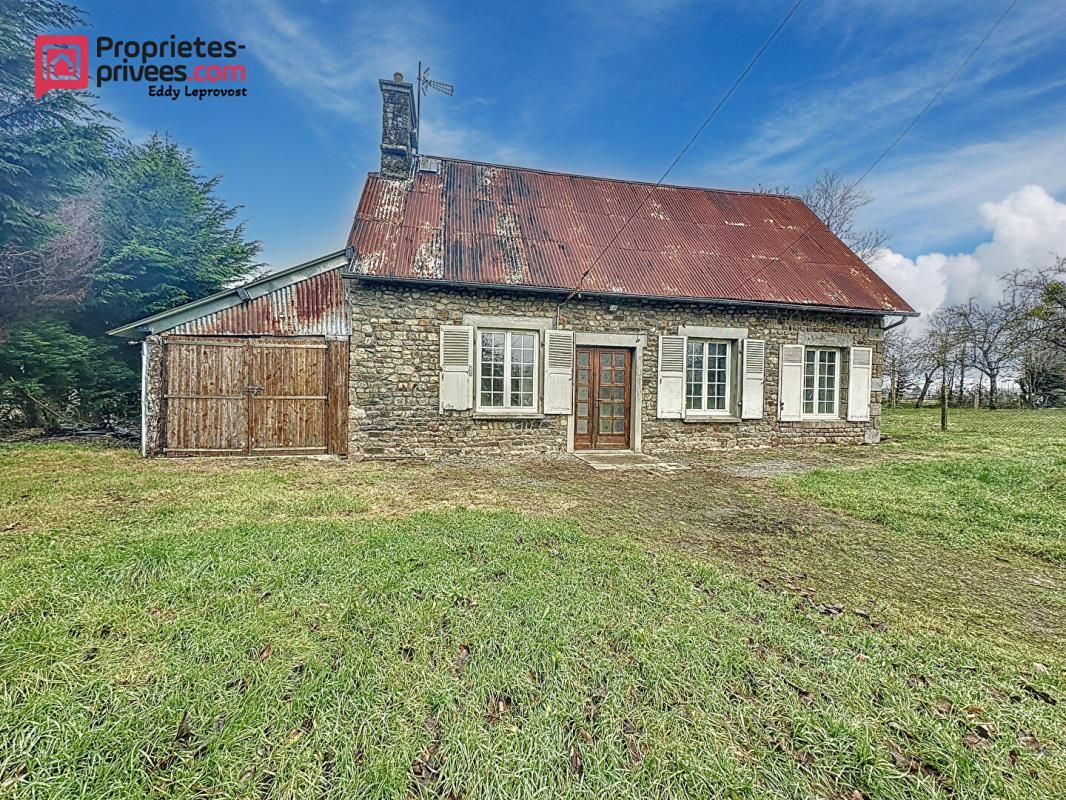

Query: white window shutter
[741,339,765,419]
[543,330,575,414]
[778,344,804,422]
[439,325,473,411]
[847,346,873,421]
[657,335,686,419]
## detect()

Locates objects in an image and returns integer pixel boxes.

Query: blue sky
[73,0,1066,316]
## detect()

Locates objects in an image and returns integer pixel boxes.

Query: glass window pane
[613,419,624,433]
[803,349,818,414]
[577,386,589,401]
[506,331,537,409]
[577,419,588,434]
[703,341,728,411]
[815,350,837,413]
[686,341,705,410]
[479,332,506,407]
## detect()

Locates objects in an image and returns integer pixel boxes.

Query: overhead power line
[560,0,805,307]
[746,0,1018,287]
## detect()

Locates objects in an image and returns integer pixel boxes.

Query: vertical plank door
[162,335,346,457]
[164,337,248,456]
[247,338,329,455]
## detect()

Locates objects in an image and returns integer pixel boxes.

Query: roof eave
[107,250,350,338]
[343,273,918,317]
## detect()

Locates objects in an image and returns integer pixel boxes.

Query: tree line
[757,172,1066,412]
[883,260,1066,410]
[0,0,260,430]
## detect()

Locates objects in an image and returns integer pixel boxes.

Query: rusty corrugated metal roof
[170,269,350,336]
[347,157,914,314]
[107,251,350,338]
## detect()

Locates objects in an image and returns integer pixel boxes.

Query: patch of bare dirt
[322,452,1066,662]
[138,449,1066,663]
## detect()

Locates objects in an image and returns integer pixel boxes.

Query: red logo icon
[35,35,89,98]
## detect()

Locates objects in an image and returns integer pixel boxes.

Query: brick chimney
[379,72,417,179]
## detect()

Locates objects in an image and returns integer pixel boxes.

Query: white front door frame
[567,332,646,453]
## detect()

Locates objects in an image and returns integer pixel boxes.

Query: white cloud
[213,0,546,170]
[860,124,1066,253]
[698,0,1066,255]
[214,0,436,119]
[871,185,1066,319]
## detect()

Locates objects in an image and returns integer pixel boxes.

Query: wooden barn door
[165,338,249,456]
[247,339,328,455]
[163,336,347,457]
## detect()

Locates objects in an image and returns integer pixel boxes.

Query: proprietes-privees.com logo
[35,34,249,100]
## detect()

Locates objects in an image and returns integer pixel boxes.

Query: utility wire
[746,0,1017,286]
[559,0,805,307]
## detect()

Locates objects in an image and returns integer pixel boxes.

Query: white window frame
[802,347,840,418]
[685,338,733,416]
[475,329,540,414]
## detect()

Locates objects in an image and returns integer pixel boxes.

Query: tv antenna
[416,61,454,148]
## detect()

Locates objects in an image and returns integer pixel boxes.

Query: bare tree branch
[0,194,102,336]
[753,169,890,263]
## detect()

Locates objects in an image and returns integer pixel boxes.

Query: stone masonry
[347,280,884,459]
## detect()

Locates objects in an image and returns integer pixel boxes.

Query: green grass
[778,408,1066,563]
[0,430,1064,798]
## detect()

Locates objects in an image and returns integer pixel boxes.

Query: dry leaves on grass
[886,741,951,792]
[411,715,443,791]
[175,710,193,744]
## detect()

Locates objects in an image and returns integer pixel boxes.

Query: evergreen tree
[0,3,260,425]
[0,0,114,253]
[88,136,261,331]
[0,319,132,427]
[0,0,115,335]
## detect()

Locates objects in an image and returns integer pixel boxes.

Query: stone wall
[348,280,884,459]
[142,335,165,457]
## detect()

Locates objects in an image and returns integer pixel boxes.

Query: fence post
[940,363,948,432]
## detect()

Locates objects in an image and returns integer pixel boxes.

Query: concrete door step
[572,451,688,472]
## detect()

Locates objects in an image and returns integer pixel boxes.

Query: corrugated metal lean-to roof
[169,269,349,337]
[346,157,915,315]
[106,251,351,338]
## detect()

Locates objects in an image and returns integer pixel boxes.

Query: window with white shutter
[657,335,686,419]
[475,330,539,412]
[685,339,732,415]
[847,346,873,421]
[802,348,840,417]
[439,325,474,411]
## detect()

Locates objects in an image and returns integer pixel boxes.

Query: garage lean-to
[108,251,351,458]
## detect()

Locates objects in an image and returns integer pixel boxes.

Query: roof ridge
[389,154,806,202]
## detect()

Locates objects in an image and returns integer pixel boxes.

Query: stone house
[110,73,915,459]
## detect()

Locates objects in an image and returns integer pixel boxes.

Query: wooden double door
[574,347,632,451]
[163,336,348,457]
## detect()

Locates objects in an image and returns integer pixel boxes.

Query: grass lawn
[778,409,1066,563]
[1,409,1064,798]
